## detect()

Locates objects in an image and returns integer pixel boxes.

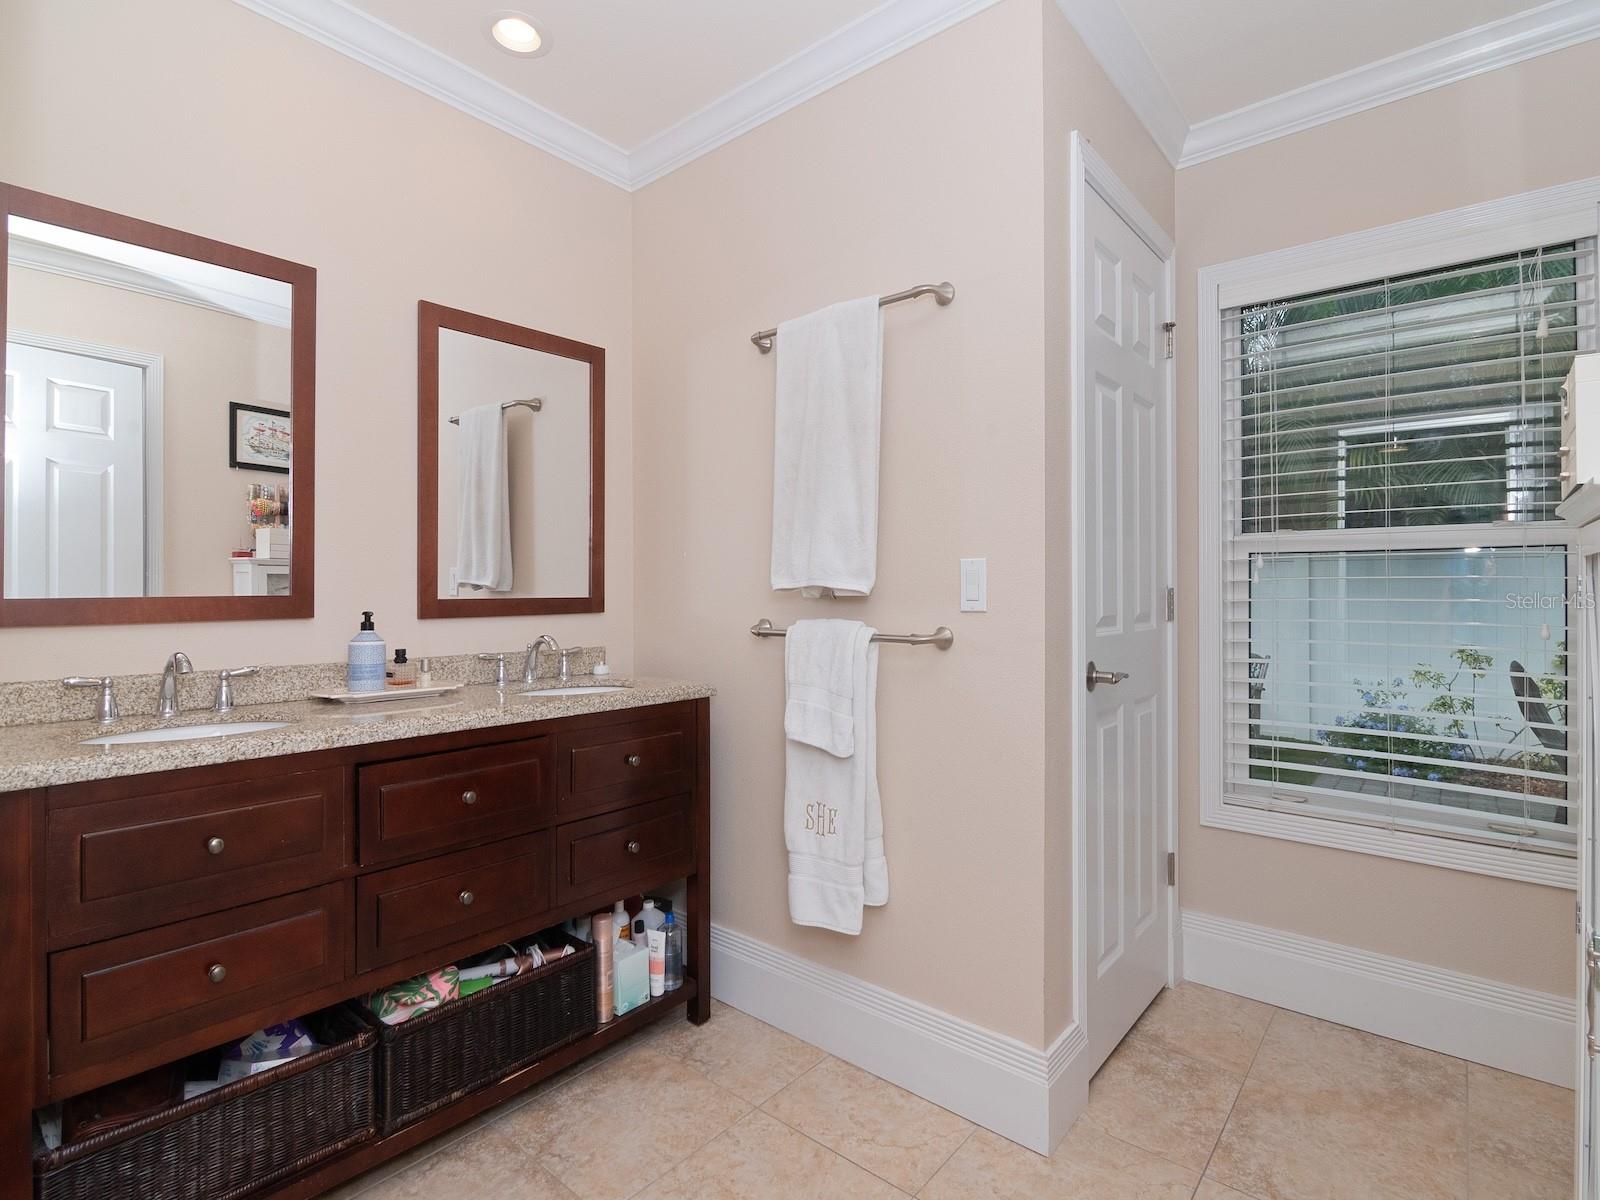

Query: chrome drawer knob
[206,836,225,856]
[462,789,478,806]
[625,754,642,767]
[207,963,227,984]
[459,890,475,907]
[626,840,642,855]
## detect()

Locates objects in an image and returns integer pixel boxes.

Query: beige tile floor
[328,985,1575,1200]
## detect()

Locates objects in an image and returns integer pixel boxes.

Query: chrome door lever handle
[1085,662,1130,692]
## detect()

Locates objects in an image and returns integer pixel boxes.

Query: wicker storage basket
[369,935,597,1133]
[34,1007,377,1200]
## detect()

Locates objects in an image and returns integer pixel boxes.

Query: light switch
[960,558,987,612]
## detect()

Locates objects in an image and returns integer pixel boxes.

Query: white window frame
[1197,176,1600,891]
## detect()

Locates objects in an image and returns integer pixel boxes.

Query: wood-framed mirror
[417,301,604,618]
[0,183,316,626]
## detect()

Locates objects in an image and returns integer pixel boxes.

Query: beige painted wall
[1173,42,1600,996]
[7,266,291,595]
[633,0,1053,1044]
[1040,0,1175,1039]
[0,0,634,678]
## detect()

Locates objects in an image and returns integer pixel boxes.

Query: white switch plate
[960,558,987,612]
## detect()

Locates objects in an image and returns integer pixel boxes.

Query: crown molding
[1179,0,1600,167]
[629,0,1006,189]
[1052,0,1187,165]
[229,0,632,188]
[233,0,1009,192]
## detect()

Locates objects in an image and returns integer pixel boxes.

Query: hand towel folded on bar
[770,296,883,598]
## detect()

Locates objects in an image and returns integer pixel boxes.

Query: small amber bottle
[386,648,418,688]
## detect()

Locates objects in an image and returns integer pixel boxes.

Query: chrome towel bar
[448,397,543,425]
[750,282,955,353]
[750,618,954,651]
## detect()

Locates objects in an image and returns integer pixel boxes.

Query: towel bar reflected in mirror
[750,618,954,650]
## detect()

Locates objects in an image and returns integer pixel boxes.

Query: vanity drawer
[355,832,550,973]
[49,883,350,1078]
[553,794,693,904]
[358,738,554,865]
[557,711,693,817]
[46,767,346,942]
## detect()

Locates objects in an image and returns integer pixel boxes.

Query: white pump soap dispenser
[348,610,386,693]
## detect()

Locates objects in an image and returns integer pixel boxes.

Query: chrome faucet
[157,652,193,719]
[63,676,119,725]
[477,652,510,687]
[525,635,560,685]
[213,666,260,714]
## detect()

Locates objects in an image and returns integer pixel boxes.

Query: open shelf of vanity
[0,696,712,1200]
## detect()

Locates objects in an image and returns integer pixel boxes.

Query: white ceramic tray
[310,683,464,705]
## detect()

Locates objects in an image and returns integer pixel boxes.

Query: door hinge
[1166,852,1176,887]
[1165,587,1175,622]
[1162,321,1176,360]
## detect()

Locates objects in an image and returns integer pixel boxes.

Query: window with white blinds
[1218,240,1594,853]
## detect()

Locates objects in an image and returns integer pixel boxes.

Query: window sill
[1201,798,1577,890]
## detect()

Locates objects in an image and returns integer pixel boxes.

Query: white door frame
[1067,132,1179,1051]
[6,329,166,595]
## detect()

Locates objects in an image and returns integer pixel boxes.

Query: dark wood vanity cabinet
[0,697,711,1200]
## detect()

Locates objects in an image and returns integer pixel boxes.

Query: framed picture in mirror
[0,183,316,625]
[229,402,292,474]
[417,301,604,618]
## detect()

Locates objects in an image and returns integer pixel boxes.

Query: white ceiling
[235,0,1600,185]
[1116,0,1554,124]
[343,0,889,149]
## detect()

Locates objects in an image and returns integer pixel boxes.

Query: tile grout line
[916,1123,978,1196]
[1190,1005,1280,1197]
[758,1054,956,1197]
[615,1045,759,1200]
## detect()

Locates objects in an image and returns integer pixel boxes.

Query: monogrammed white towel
[784,620,887,934]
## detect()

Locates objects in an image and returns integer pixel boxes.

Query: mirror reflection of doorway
[3,336,161,598]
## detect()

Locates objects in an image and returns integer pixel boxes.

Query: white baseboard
[710,923,1087,1153]
[1181,910,1578,1088]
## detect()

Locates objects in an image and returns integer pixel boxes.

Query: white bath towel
[785,620,888,934]
[453,403,513,593]
[770,296,883,598]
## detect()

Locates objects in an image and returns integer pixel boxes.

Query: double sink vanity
[0,664,713,1200]
[0,181,705,1199]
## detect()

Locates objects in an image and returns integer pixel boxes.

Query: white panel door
[4,342,146,597]
[1081,185,1171,1074]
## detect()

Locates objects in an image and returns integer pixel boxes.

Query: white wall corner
[1051,0,1188,165]
[711,923,1081,1154]
[628,0,1008,190]
[228,0,633,188]
[1181,910,1578,1088]
[1179,0,1600,167]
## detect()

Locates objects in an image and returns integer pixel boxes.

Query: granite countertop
[0,676,714,792]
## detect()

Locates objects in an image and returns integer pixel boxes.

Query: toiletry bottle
[647,927,666,998]
[662,909,683,992]
[593,912,615,1023]
[613,900,631,942]
[417,658,433,688]
[348,611,386,693]
[638,898,664,941]
[386,649,418,688]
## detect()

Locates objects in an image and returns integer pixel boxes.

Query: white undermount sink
[82,721,290,746]
[518,685,630,698]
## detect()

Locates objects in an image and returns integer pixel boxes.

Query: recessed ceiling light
[489,12,548,56]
